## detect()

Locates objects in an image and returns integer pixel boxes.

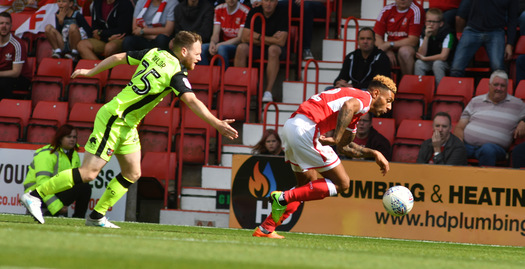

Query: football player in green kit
[20,31,239,228]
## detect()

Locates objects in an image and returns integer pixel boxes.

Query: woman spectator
[23,125,92,218]
[252,129,283,155]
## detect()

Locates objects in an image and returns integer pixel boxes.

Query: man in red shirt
[0,12,29,100]
[373,0,424,76]
[253,75,396,238]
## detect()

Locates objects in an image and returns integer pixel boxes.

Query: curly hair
[369,75,397,93]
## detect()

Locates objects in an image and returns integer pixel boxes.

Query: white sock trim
[324,178,338,196]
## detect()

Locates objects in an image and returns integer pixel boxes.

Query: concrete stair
[159,2,371,227]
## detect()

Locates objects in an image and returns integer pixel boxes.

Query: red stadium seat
[430,77,475,123]
[187,65,220,107]
[26,101,68,144]
[514,80,525,101]
[66,60,108,109]
[372,117,395,145]
[67,103,103,146]
[31,58,73,108]
[104,64,137,102]
[141,152,177,198]
[392,119,433,163]
[219,67,258,122]
[0,99,32,142]
[139,106,180,155]
[392,75,435,127]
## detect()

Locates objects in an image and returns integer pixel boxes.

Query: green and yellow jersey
[105,48,193,128]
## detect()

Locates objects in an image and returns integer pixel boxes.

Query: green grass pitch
[1,214,524,269]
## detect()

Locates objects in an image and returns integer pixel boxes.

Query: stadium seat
[13,56,36,99]
[31,58,73,108]
[474,78,513,96]
[430,76,475,123]
[392,119,433,163]
[67,103,103,146]
[26,101,68,144]
[104,64,137,102]
[66,59,108,109]
[219,67,258,122]
[514,80,525,101]
[464,46,491,77]
[35,38,53,65]
[139,106,180,155]
[0,99,32,142]
[392,75,435,127]
[174,104,217,165]
[372,117,395,145]
[187,65,220,107]
[141,152,177,198]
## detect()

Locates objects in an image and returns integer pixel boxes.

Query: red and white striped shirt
[292,87,372,135]
[374,2,424,41]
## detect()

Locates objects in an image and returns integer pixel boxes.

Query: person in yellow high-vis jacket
[23,124,91,218]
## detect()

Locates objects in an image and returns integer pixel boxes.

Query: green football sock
[36,168,80,197]
[93,174,133,216]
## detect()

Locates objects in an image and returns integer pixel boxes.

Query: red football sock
[285,178,337,203]
[260,201,301,233]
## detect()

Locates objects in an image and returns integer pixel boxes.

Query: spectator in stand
[122,0,177,52]
[414,8,455,86]
[450,0,518,77]
[23,125,92,218]
[234,0,288,103]
[45,0,92,62]
[428,0,461,32]
[374,0,424,76]
[77,0,133,60]
[0,12,30,100]
[453,70,525,166]
[251,128,283,155]
[173,0,214,44]
[331,27,391,90]
[417,112,467,165]
[200,0,249,69]
[348,112,392,161]
[277,0,326,60]
[215,0,253,7]
[519,0,525,36]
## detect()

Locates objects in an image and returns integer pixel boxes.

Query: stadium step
[201,165,231,189]
[220,144,252,167]
[180,187,230,213]
[282,81,332,104]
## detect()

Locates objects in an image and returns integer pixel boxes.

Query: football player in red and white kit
[253,75,397,239]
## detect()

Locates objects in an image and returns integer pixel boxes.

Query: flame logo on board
[248,161,277,198]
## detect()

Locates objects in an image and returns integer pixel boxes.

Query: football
[382,186,414,216]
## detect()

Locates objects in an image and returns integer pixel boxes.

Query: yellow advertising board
[230,154,525,247]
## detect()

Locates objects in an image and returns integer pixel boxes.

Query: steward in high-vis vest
[23,125,91,217]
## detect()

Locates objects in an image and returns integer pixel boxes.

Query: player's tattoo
[339,142,376,158]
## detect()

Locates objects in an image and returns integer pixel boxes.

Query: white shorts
[282,114,340,173]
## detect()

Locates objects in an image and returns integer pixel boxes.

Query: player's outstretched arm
[71,52,128,79]
[339,142,390,176]
[180,92,239,140]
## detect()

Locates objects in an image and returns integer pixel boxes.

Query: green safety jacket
[23,145,81,215]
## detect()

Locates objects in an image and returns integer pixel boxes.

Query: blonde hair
[369,75,397,93]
